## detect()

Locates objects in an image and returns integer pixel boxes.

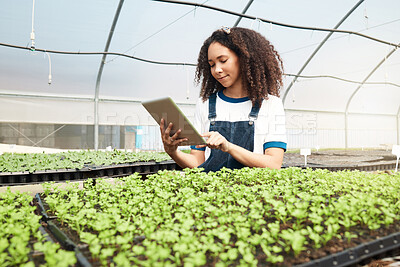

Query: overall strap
[248,100,261,125]
[208,93,217,125]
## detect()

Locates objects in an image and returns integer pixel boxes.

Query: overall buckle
[249,116,257,125]
[248,115,256,126]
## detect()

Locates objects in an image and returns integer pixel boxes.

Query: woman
[160,27,287,172]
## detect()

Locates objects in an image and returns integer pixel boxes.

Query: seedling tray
[287,162,397,172]
[34,173,400,267]
[35,193,57,221]
[36,195,400,266]
[0,160,180,186]
[44,221,92,267]
[26,226,48,266]
[35,194,92,265]
[296,232,400,267]
[1,158,395,186]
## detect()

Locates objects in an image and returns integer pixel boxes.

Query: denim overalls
[198,93,260,172]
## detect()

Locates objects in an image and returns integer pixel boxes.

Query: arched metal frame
[0,1,398,150]
[88,0,399,150]
[282,0,365,104]
[160,0,400,148]
[154,0,399,48]
[94,0,125,150]
[344,45,399,148]
[92,0,256,150]
[232,0,254,27]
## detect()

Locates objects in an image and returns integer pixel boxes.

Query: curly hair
[195,27,284,106]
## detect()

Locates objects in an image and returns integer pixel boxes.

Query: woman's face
[208,42,242,91]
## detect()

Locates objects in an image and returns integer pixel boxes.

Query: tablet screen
[142,97,206,146]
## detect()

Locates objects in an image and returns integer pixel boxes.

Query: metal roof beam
[282,0,364,104]
[232,0,254,27]
[94,0,125,150]
[344,44,399,148]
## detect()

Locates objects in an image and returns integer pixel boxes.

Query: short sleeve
[256,96,287,152]
[190,98,207,151]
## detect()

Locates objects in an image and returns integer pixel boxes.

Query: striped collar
[218,90,250,103]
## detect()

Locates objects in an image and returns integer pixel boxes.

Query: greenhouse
[1,0,400,266]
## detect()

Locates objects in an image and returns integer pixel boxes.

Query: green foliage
[0,188,76,266]
[0,150,171,173]
[39,167,400,265]
[33,242,76,267]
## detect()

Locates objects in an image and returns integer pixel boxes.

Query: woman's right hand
[160,118,187,155]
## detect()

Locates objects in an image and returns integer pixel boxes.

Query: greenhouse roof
[1,0,399,122]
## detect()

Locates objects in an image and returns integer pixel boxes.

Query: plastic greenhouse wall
[0,95,398,150]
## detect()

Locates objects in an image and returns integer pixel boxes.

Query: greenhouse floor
[283,148,398,171]
[0,143,66,154]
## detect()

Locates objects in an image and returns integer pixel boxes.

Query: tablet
[142,97,206,146]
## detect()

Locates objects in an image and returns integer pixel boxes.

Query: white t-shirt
[191,91,287,160]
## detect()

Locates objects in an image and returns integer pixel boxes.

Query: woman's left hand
[200,131,230,152]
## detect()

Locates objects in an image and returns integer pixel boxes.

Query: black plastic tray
[0,160,180,186]
[1,160,395,186]
[284,162,397,172]
[45,221,92,267]
[295,232,400,267]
